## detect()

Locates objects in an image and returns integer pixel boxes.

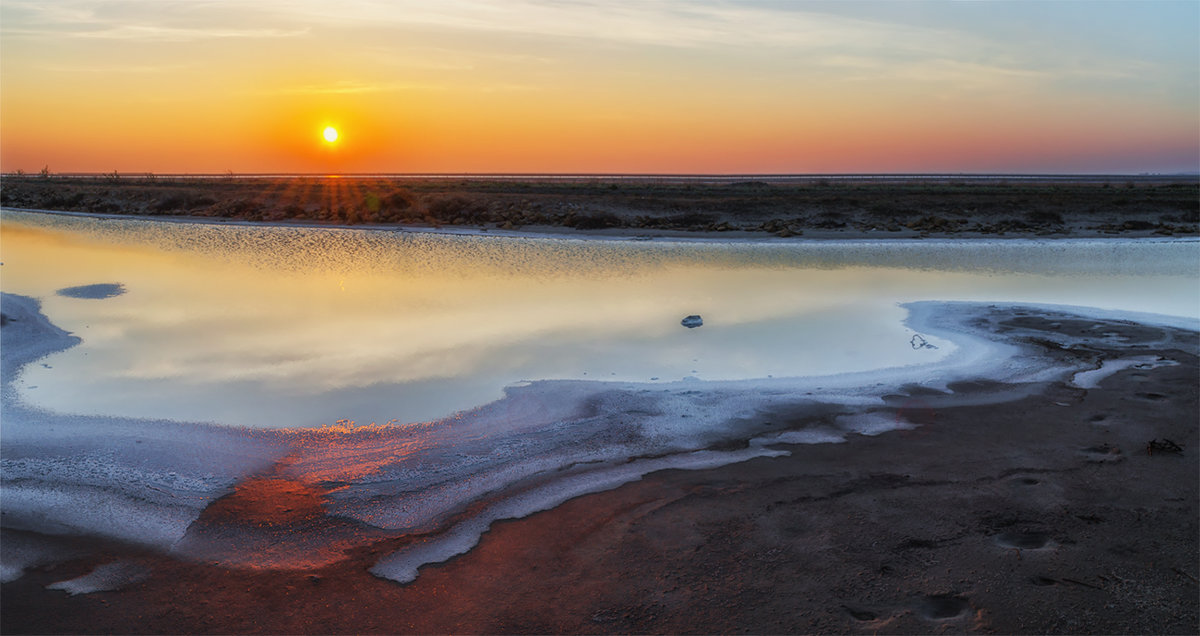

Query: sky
[1,0,1197,174]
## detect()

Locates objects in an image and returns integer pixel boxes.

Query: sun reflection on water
[1,211,1195,430]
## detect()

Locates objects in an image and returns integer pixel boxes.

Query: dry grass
[2,175,1196,237]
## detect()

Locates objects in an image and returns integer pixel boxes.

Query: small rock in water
[910,334,937,350]
[681,315,703,328]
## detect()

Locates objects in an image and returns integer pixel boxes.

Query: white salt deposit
[1,294,289,558]
[46,561,148,595]
[1071,355,1179,389]
[370,443,790,583]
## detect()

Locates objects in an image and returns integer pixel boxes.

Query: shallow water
[1,210,1197,582]
[1,211,1196,429]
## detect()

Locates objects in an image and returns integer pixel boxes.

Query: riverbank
[2,175,1197,239]
[1,294,1196,634]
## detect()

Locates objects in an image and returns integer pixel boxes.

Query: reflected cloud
[2,212,1195,430]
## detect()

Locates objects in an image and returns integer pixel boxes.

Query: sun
[322,126,339,143]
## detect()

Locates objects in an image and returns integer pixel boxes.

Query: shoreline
[3,175,1196,241]
[6,206,1200,245]
[1,291,1196,633]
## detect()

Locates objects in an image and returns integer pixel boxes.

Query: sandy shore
[1,296,1196,634]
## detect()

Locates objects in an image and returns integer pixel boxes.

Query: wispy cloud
[259,80,442,95]
[81,24,306,41]
[0,0,960,51]
[256,79,536,96]
[859,58,1051,89]
[1,0,1185,97]
[270,0,966,54]
[1,0,307,41]
[36,62,195,74]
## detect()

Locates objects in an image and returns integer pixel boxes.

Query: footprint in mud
[842,606,876,621]
[1080,443,1123,463]
[917,594,969,620]
[1030,575,1058,586]
[995,530,1050,550]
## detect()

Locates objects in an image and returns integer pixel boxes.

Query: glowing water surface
[1,210,1197,429]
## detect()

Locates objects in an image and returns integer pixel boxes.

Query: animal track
[918,594,969,620]
[842,606,876,621]
[1080,444,1123,463]
[995,530,1050,549]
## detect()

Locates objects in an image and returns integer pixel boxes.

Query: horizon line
[4,171,1198,180]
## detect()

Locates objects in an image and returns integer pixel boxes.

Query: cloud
[255,79,535,96]
[35,62,194,74]
[270,0,967,54]
[1,0,959,51]
[1,0,1183,93]
[1,0,307,41]
[259,80,442,95]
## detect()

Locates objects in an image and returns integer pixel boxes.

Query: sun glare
[323,126,339,143]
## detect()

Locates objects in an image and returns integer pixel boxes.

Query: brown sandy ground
[1,308,1197,634]
[1,175,1197,239]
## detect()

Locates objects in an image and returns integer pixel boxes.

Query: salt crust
[45,561,148,596]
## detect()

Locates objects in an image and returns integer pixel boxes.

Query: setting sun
[322,126,338,143]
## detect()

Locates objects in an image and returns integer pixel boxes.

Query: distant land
[2,173,1197,239]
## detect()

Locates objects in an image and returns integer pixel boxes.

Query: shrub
[664,212,718,227]
[1025,210,1064,225]
[152,194,190,213]
[567,211,622,229]
[384,189,415,211]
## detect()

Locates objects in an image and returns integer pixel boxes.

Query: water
[2,210,1195,429]
[0,209,1196,581]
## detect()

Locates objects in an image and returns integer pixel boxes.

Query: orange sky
[1,1,1197,174]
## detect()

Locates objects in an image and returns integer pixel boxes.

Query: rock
[56,283,126,299]
[681,315,703,328]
